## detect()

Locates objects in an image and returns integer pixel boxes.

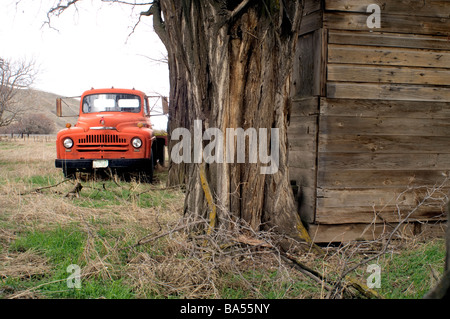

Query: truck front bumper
[55,158,152,170]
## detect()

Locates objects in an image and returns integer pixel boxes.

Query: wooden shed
[288,0,450,242]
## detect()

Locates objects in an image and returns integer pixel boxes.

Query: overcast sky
[0,0,169,128]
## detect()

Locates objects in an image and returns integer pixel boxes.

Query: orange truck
[55,88,167,182]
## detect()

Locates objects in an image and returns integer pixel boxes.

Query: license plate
[92,160,109,168]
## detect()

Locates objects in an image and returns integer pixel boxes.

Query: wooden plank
[327,64,450,86]
[308,223,388,242]
[314,28,327,97]
[289,135,316,151]
[318,152,450,170]
[290,96,318,117]
[324,11,450,35]
[308,223,389,242]
[317,187,450,209]
[328,30,450,50]
[288,95,319,224]
[317,169,450,189]
[287,118,317,136]
[325,0,450,18]
[318,134,450,153]
[298,186,316,223]
[326,82,450,102]
[315,204,447,224]
[289,167,317,188]
[317,187,417,208]
[291,96,319,103]
[292,32,315,97]
[293,29,325,97]
[319,116,450,137]
[289,150,317,169]
[308,222,446,243]
[303,0,322,16]
[328,44,450,68]
[316,187,449,220]
[299,10,323,35]
[320,98,450,119]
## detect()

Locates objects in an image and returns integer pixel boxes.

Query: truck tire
[141,153,154,183]
[63,167,76,179]
[152,140,158,167]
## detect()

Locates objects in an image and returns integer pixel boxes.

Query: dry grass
[0,138,447,299]
[0,138,186,297]
[0,138,321,299]
[0,250,50,279]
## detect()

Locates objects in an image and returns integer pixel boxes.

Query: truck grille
[78,134,127,144]
[76,134,128,152]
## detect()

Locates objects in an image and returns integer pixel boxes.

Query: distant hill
[3,88,168,133]
[15,89,80,132]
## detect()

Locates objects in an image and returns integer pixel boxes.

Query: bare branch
[136,53,168,65]
[42,0,83,30]
[20,178,71,196]
[229,0,252,21]
[327,177,450,298]
[141,0,168,47]
[101,0,154,5]
[47,0,81,17]
[0,57,38,127]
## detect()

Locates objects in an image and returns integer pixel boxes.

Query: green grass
[1,271,135,299]
[0,142,25,150]
[1,140,447,299]
[10,225,86,264]
[4,224,136,299]
[71,180,177,209]
[378,240,446,299]
[220,270,320,299]
[2,216,446,299]
[22,175,59,187]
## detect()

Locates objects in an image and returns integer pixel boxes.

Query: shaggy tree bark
[145,0,311,244]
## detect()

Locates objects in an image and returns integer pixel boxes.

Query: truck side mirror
[162,96,169,115]
[56,98,62,117]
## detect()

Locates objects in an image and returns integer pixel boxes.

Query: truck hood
[75,113,148,132]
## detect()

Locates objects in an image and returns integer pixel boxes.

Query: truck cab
[55,88,163,182]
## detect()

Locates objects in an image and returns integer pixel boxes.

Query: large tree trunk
[149,0,310,243]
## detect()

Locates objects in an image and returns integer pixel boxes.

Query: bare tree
[0,57,37,127]
[18,113,55,135]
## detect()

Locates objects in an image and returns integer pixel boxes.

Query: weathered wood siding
[289,0,450,241]
[289,2,325,224]
[289,97,319,223]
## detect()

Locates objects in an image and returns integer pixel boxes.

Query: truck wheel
[152,140,158,167]
[63,167,76,179]
[141,154,154,183]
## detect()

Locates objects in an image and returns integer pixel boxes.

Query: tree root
[64,182,83,198]
[282,252,384,299]
[198,163,217,235]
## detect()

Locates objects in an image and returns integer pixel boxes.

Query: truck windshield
[82,94,141,113]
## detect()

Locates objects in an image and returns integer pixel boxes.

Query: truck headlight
[131,137,142,148]
[63,138,73,149]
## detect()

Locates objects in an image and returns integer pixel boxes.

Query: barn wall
[289,1,325,224]
[289,97,319,223]
[289,0,450,242]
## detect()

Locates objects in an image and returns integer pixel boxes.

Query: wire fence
[0,134,56,142]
